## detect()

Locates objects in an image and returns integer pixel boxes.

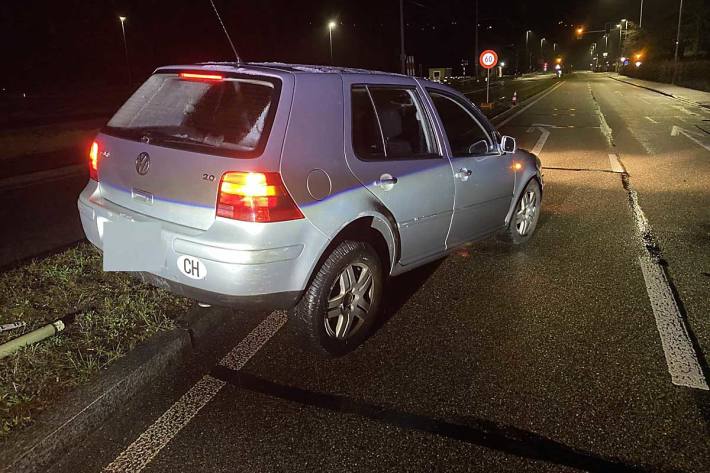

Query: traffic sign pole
[479,49,498,106]
[486,68,490,103]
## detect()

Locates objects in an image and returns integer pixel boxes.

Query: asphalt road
[15,72,710,472]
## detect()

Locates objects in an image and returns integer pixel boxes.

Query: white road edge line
[608,153,626,173]
[624,179,708,390]
[638,257,709,390]
[103,311,288,473]
[644,116,659,124]
[495,81,564,128]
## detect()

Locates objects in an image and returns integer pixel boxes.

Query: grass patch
[0,243,191,438]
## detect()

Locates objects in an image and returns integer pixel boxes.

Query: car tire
[289,240,383,357]
[503,179,541,245]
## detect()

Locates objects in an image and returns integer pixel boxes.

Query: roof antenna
[208,0,242,65]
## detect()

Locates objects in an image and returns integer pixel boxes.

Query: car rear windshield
[105,73,279,157]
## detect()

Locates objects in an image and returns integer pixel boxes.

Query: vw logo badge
[135,152,151,175]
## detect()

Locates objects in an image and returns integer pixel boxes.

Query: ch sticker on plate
[177,255,207,280]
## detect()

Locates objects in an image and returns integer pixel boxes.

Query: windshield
[105,74,278,156]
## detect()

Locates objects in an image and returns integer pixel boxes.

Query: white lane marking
[639,98,652,105]
[671,125,710,152]
[639,257,709,390]
[608,153,626,173]
[495,81,564,127]
[672,104,698,116]
[103,311,288,473]
[220,311,288,370]
[526,126,551,156]
[644,116,659,124]
[623,176,708,390]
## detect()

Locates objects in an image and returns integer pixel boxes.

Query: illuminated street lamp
[327,20,336,65]
[118,16,131,85]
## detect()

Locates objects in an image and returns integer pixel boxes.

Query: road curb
[609,75,710,110]
[0,305,235,473]
[0,164,86,192]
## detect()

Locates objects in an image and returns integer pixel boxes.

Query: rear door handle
[455,168,473,181]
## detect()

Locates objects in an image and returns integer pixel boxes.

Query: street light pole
[474,0,479,78]
[639,0,644,28]
[525,30,531,72]
[118,16,131,86]
[328,21,336,65]
[672,0,684,84]
[540,37,545,65]
[399,0,406,74]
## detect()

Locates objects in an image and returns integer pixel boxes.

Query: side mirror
[501,135,516,154]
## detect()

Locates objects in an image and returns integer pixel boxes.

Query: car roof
[155,61,438,83]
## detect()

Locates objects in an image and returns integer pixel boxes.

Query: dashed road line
[644,116,659,124]
[526,126,551,156]
[103,311,288,473]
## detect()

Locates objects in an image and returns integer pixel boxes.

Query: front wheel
[289,240,383,357]
[503,179,541,245]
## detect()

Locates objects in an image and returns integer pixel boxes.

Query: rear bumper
[77,180,328,310]
[133,271,302,309]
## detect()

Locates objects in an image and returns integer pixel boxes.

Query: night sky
[0,1,682,92]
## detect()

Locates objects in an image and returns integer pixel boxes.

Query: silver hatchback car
[78,62,543,355]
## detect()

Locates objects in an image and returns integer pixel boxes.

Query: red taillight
[89,141,99,181]
[179,72,224,81]
[217,172,304,223]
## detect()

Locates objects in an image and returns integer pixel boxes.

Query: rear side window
[428,91,493,157]
[105,74,279,157]
[351,85,437,160]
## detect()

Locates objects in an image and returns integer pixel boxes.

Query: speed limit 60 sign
[479,50,498,69]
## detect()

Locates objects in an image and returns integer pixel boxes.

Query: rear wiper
[152,135,217,148]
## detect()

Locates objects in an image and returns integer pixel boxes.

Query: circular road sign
[479,50,498,69]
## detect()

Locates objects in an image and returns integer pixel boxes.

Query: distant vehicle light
[179,72,224,81]
[635,61,642,67]
[89,141,99,181]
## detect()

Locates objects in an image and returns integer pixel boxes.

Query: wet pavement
[35,72,710,472]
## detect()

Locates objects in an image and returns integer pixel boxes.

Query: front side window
[106,74,278,157]
[428,91,493,157]
[351,85,437,160]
